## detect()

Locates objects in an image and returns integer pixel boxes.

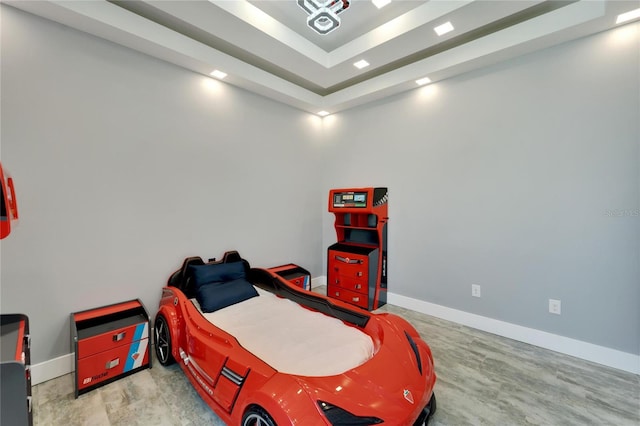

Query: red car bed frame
[154,251,436,426]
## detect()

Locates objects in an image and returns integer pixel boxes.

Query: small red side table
[268,264,312,291]
[71,299,151,397]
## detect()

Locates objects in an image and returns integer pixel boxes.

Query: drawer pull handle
[335,255,362,264]
[355,284,362,289]
[335,279,340,284]
[113,332,126,342]
[335,291,340,297]
[105,358,120,369]
[352,297,360,302]
[356,272,363,277]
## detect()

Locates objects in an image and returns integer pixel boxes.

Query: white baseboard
[387,291,640,375]
[311,275,327,289]
[31,353,74,385]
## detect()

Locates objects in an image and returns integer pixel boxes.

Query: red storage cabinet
[71,299,151,397]
[327,244,379,310]
[327,187,388,311]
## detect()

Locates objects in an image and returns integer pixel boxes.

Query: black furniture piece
[1,313,32,426]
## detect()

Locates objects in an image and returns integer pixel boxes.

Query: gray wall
[321,23,640,355]
[1,6,324,363]
[2,4,638,367]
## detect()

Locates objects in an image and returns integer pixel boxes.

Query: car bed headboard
[167,250,250,299]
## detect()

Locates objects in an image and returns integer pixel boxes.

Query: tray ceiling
[5,0,639,115]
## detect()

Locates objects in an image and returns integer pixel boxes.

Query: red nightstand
[71,299,151,397]
[268,264,312,291]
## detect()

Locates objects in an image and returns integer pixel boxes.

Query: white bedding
[192,287,374,377]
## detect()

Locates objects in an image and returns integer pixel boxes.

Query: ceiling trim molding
[327,0,474,67]
[210,0,330,67]
[5,0,627,115]
[210,0,476,68]
[321,0,607,110]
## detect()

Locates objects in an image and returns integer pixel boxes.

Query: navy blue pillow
[196,278,259,313]
[188,261,246,288]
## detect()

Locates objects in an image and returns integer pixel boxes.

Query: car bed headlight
[318,401,383,425]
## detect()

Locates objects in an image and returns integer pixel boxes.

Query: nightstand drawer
[77,318,148,359]
[76,337,149,391]
[287,274,310,289]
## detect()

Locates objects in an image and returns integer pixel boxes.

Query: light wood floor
[33,289,639,425]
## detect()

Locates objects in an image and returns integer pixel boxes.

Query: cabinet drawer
[329,251,369,267]
[76,337,149,391]
[332,276,368,294]
[329,252,368,276]
[327,284,368,309]
[77,320,148,359]
[330,265,367,278]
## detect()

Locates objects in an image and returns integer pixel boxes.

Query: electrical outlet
[472,284,481,298]
[549,299,561,315]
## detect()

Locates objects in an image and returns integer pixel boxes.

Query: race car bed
[154,251,436,426]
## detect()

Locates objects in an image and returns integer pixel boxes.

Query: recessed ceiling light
[353,59,370,69]
[416,77,432,86]
[372,0,391,9]
[209,70,227,79]
[434,21,454,36]
[616,8,640,24]
[317,111,330,117]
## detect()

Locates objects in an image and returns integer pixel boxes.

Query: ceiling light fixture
[317,111,330,117]
[616,8,640,24]
[434,21,454,36]
[209,70,227,79]
[372,0,391,9]
[298,0,350,35]
[416,77,432,86]
[353,59,370,69]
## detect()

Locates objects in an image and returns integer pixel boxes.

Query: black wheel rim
[155,317,170,364]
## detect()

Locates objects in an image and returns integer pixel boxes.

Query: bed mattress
[192,287,375,377]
